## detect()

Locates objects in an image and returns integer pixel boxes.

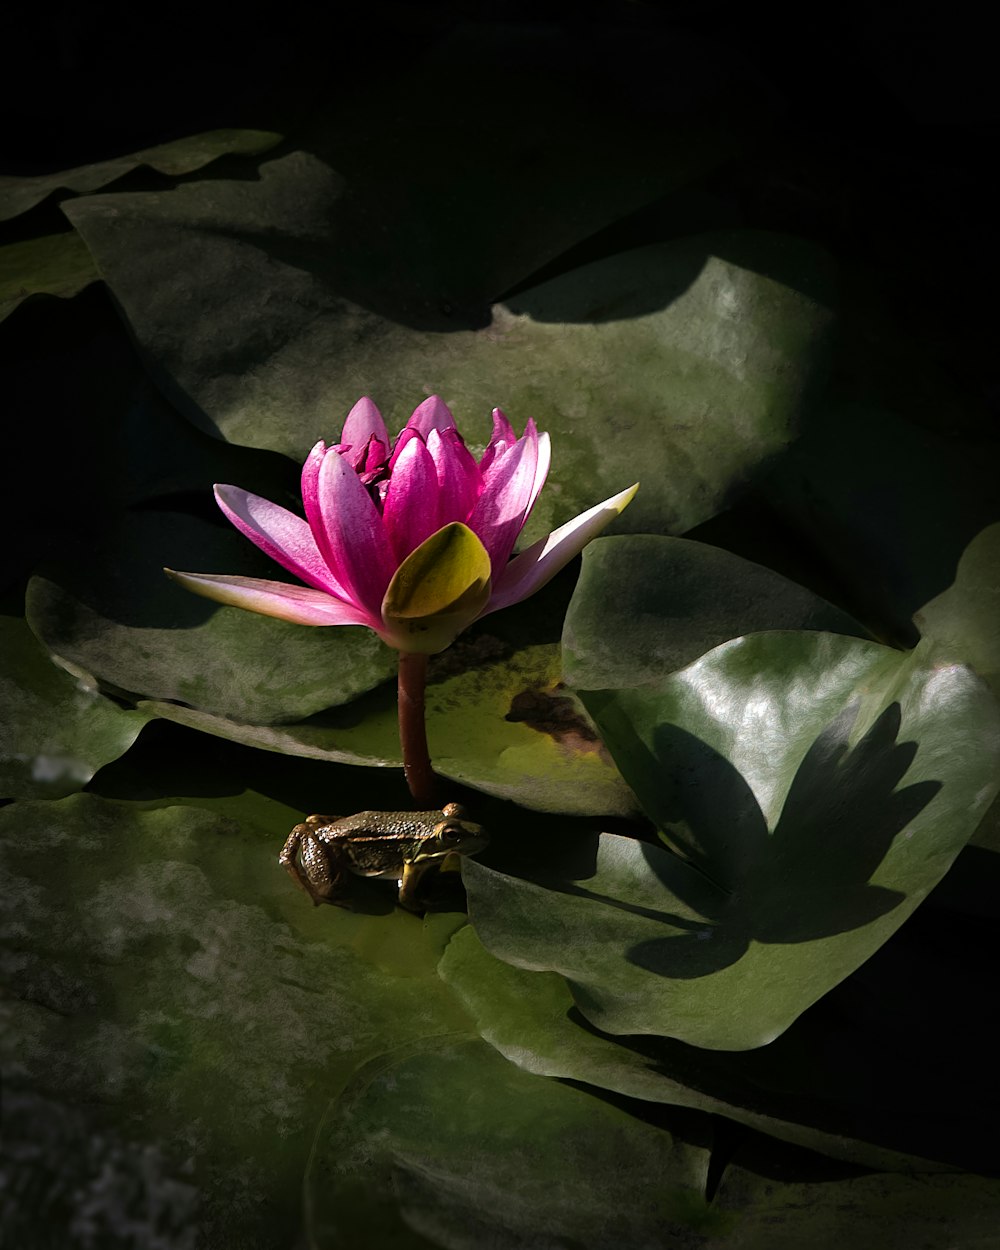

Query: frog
[279,802,488,912]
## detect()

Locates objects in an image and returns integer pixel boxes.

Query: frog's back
[338,810,440,839]
[328,809,441,878]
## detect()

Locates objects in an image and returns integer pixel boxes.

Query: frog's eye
[437,822,464,845]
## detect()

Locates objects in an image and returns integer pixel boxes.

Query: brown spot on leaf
[505,683,610,759]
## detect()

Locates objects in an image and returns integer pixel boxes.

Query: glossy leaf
[142,642,637,816]
[0,608,149,799]
[305,1036,721,1250]
[64,145,837,539]
[0,128,282,221]
[26,511,397,723]
[914,520,1000,697]
[465,632,1000,1049]
[439,925,963,1172]
[563,534,869,691]
[0,233,98,322]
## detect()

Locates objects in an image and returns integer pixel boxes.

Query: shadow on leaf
[625,702,939,980]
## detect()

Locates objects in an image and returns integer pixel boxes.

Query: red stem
[397,651,436,804]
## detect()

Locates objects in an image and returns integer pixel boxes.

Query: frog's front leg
[279,819,349,907]
[397,859,438,913]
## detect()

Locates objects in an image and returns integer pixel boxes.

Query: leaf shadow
[624,702,940,980]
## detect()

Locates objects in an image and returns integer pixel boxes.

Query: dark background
[5,1,997,425]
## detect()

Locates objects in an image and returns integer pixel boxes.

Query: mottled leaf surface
[0,609,148,799]
[0,128,282,221]
[26,511,396,722]
[0,794,475,1247]
[65,146,836,539]
[713,1146,1000,1249]
[0,233,99,321]
[305,1036,720,1250]
[142,642,636,816]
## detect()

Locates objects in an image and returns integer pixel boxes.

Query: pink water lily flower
[168,396,637,654]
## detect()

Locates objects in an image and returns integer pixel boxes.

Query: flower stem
[397,651,436,804]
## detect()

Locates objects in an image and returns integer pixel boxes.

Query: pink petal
[164,570,379,628]
[484,483,639,614]
[465,429,539,575]
[214,484,346,597]
[358,435,390,484]
[315,447,397,616]
[301,439,325,510]
[407,395,456,437]
[426,427,481,524]
[340,396,389,451]
[382,435,443,562]
[388,426,422,474]
[521,424,551,524]
[479,407,518,476]
[301,441,334,557]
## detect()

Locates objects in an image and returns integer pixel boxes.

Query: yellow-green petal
[380,523,491,654]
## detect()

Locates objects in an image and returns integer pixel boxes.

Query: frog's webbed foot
[279,823,348,907]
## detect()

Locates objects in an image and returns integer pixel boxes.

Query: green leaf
[563,534,869,691]
[294,20,776,312]
[0,232,99,322]
[64,146,837,539]
[142,642,637,816]
[914,521,1000,696]
[439,925,959,1172]
[26,511,397,722]
[0,793,475,1246]
[464,632,1000,1049]
[0,608,149,799]
[382,523,491,654]
[714,1142,1000,1248]
[119,373,302,506]
[0,128,282,221]
[304,1036,722,1250]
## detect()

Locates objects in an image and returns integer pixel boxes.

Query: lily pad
[914,521,1000,697]
[0,793,476,1247]
[143,642,637,816]
[0,232,99,322]
[464,632,1000,1049]
[64,143,837,538]
[118,374,302,507]
[298,18,776,311]
[304,1036,721,1250]
[83,715,422,850]
[714,1143,1000,1249]
[563,533,868,691]
[440,930,970,1170]
[0,128,282,221]
[0,608,149,799]
[26,510,397,723]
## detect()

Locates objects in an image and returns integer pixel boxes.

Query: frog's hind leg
[279,824,346,907]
